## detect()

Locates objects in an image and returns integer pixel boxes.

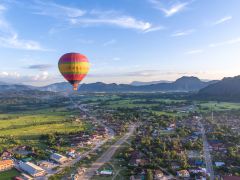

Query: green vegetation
[0,169,21,180]
[198,101,240,112]
[0,102,88,155]
[1,91,240,178]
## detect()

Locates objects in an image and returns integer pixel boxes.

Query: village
[0,109,113,180]
[0,94,240,180]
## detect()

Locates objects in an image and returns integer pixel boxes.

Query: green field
[0,169,21,180]
[0,107,86,152]
[198,101,240,111]
[0,108,84,137]
[0,122,85,136]
[106,100,157,108]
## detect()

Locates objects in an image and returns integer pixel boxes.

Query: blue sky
[0,0,240,86]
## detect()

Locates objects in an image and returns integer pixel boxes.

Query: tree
[147,169,153,180]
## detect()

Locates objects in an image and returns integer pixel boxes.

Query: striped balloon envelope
[58,53,90,91]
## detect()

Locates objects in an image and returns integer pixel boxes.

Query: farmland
[0,169,21,180]
[198,101,240,112]
[0,110,84,137]
[0,94,88,153]
[1,92,240,179]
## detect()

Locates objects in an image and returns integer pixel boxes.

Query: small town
[0,0,240,180]
[0,93,240,180]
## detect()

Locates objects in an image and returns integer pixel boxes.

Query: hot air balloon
[58,53,90,91]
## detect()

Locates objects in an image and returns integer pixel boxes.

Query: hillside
[130,80,172,86]
[77,76,216,92]
[40,82,73,92]
[0,76,218,93]
[197,75,240,101]
[0,84,32,91]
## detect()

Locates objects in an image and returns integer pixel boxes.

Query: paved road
[46,98,115,179]
[199,120,214,180]
[77,124,136,180]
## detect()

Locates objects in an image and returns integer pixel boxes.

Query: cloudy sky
[0,0,240,86]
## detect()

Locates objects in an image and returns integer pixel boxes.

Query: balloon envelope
[58,53,90,90]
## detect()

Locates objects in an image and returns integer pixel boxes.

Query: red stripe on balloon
[63,74,86,80]
[60,58,88,63]
[60,53,88,63]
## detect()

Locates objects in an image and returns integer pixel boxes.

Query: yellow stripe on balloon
[59,63,90,74]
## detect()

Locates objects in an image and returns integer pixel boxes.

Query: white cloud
[0,71,20,78]
[171,29,195,37]
[142,26,164,33]
[185,49,204,55]
[209,37,240,48]
[33,0,85,19]
[0,4,46,50]
[32,1,155,32]
[0,33,45,50]
[70,16,152,31]
[0,71,52,84]
[32,71,49,81]
[148,0,190,17]
[213,16,232,25]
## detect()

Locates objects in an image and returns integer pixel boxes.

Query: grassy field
[0,169,21,180]
[0,107,84,137]
[0,122,85,136]
[0,106,86,152]
[198,101,240,112]
[107,100,157,108]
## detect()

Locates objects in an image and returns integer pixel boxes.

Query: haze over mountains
[130,80,172,86]
[0,76,217,93]
[2,75,240,101]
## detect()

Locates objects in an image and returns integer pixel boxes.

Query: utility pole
[211,106,213,121]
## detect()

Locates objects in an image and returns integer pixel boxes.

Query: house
[208,140,226,152]
[0,159,14,172]
[0,150,13,160]
[215,162,225,167]
[195,160,204,166]
[130,175,145,180]
[171,162,180,170]
[129,151,144,166]
[223,176,240,180]
[13,177,24,180]
[19,162,46,177]
[99,170,113,176]
[67,149,76,158]
[154,170,166,180]
[21,173,34,180]
[169,123,176,128]
[22,157,33,162]
[177,170,190,178]
[130,175,141,180]
[50,153,68,164]
[187,150,201,159]
[77,167,86,175]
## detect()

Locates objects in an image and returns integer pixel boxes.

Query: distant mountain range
[0,76,218,93]
[0,81,10,85]
[39,76,218,93]
[0,84,32,91]
[2,75,240,101]
[130,80,172,86]
[196,75,240,101]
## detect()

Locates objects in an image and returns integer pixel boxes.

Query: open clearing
[0,169,21,180]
